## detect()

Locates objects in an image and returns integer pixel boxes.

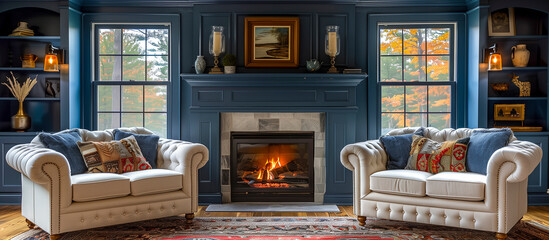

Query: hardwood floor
[0,205,547,239]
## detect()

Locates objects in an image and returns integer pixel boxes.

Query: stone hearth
[220,112,326,203]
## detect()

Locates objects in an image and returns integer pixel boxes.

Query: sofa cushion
[122,169,182,196]
[114,129,160,169]
[406,135,470,173]
[370,170,432,197]
[426,172,486,201]
[77,135,152,174]
[39,129,88,175]
[71,173,130,202]
[467,128,512,174]
[380,127,424,170]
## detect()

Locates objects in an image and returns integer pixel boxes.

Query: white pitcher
[511,44,530,67]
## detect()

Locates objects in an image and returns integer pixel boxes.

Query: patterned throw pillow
[405,135,469,173]
[77,135,152,174]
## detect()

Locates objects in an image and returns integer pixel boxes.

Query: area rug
[205,203,340,212]
[12,217,549,240]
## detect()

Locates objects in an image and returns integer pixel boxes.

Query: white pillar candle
[328,32,337,56]
[213,31,221,56]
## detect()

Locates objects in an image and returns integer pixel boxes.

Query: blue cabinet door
[0,135,35,204]
[517,136,548,193]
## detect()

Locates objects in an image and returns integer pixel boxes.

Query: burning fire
[257,157,282,181]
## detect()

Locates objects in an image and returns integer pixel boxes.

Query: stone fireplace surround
[220,112,326,203]
[182,73,367,204]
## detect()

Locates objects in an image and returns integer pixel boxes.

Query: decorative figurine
[510,73,531,97]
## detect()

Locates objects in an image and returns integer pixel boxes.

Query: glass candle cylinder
[325,26,340,57]
[209,26,225,57]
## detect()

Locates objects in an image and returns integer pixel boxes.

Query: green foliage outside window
[96,27,169,137]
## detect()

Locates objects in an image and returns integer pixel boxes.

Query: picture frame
[244,16,299,67]
[488,8,516,36]
[45,78,60,98]
[494,104,525,121]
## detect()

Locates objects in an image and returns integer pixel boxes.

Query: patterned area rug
[12,217,549,240]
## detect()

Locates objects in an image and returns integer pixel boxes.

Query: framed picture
[488,8,515,36]
[494,104,525,121]
[45,78,60,98]
[244,17,299,67]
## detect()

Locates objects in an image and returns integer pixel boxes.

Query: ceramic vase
[194,55,206,74]
[511,44,530,67]
[12,101,30,132]
[224,66,235,74]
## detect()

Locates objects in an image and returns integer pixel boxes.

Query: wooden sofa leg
[25,219,35,229]
[357,216,366,226]
[185,213,195,224]
[50,234,62,240]
[496,233,507,240]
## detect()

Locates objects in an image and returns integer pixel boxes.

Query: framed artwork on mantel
[244,16,299,67]
[488,8,516,36]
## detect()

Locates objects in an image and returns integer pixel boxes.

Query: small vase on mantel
[12,101,31,132]
[511,44,530,67]
[194,55,206,74]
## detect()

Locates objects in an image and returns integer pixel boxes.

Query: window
[379,25,455,135]
[94,26,169,137]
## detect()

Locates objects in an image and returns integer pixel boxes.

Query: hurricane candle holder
[209,26,225,74]
[325,25,340,73]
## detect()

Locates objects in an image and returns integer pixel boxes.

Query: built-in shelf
[488,97,548,101]
[0,97,60,101]
[489,35,548,40]
[0,131,40,136]
[0,36,60,42]
[0,67,49,71]
[488,66,547,72]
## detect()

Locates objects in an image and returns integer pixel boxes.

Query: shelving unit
[0,5,68,204]
[482,7,549,202]
[0,7,62,133]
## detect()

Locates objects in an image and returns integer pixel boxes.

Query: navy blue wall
[76,1,470,204]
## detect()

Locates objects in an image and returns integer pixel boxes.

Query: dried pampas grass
[2,71,37,102]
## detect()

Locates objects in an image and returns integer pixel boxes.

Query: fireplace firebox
[230,131,315,202]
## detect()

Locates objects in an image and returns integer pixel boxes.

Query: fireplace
[230,131,315,202]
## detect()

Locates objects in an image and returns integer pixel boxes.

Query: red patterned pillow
[77,135,152,174]
[405,135,469,173]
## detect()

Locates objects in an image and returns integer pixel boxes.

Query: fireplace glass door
[230,131,314,202]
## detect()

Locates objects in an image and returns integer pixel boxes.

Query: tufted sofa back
[30,127,155,146]
[385,127,517,142]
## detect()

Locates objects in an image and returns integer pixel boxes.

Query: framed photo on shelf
[488,8,516,36]
[244,16,299,67]
[494,104,525,121]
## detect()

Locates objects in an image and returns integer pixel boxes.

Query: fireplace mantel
[182,73,367,111]
[180,73,367,204]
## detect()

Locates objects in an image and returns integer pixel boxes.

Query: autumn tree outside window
[94,25,169,137]
[379,24,455,135]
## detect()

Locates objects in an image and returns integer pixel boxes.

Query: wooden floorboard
[0,205,547,239]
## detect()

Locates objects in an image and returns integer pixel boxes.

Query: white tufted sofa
[5,127,209,240]
[340,127,542,240]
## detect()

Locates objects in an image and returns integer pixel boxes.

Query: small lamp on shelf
[325,25,340,73]
[488,43,502,71]
[44,43,63,72]
[209,26,225,74]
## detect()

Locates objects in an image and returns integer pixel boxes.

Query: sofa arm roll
[6,144,71,184]
[158,139,209,172]
[487,140,543,183]
[340,140,388,173]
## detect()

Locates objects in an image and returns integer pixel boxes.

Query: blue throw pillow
[380,127,425,170]
[113,129,160,168]
[39,129,87,175]
[466,129,512,175]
